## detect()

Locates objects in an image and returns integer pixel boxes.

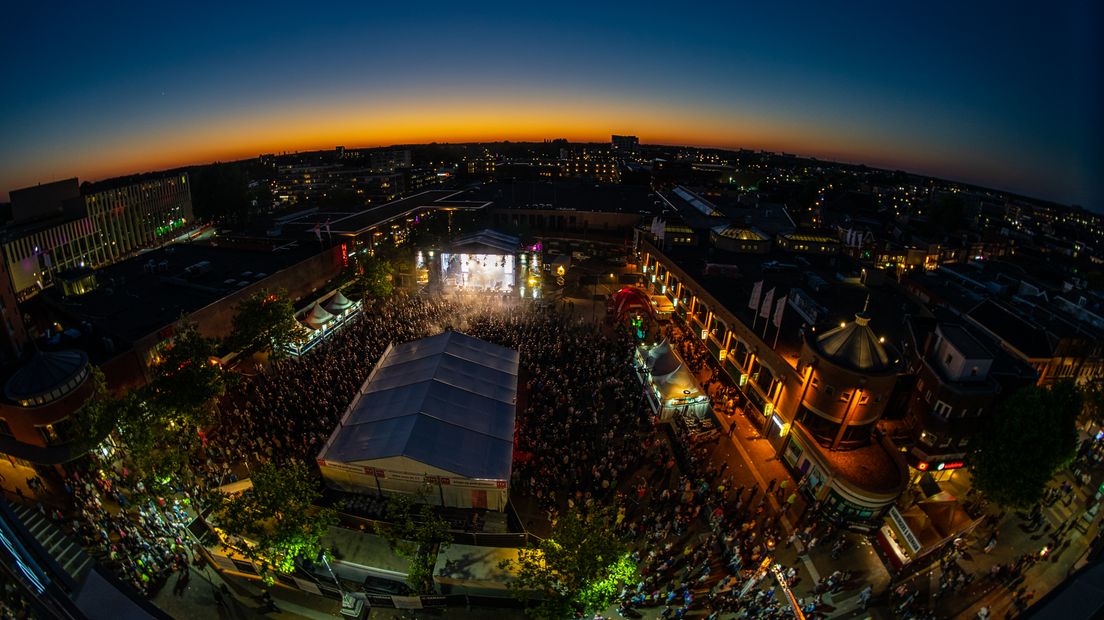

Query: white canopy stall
[287,289,363,356]
[636,339,710,421]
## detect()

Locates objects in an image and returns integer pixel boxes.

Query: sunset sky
[2,1,1101,209]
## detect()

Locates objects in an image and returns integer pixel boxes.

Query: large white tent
[317,331,519,511]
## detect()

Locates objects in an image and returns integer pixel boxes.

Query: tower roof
[815,300,893,373]
[5,348,89,404]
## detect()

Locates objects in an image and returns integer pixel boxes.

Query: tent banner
[320,461,505,489]
[449,478,507,490]
[319,460,371,475]
[382,470,429,483]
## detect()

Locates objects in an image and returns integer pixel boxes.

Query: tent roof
[447,229,521,255]
[645,339,682,376]
[319,331,519,480]
[323,290,354,314]
[302,302,335,329]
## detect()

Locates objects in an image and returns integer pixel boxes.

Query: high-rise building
[2,174,194,299]
[612,134,639,155]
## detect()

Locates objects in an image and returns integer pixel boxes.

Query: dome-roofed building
[798,298,900,450]
[0,347,97,464]
[709,224,771,254]
[782,297,909,523]
[815,309,894,374]
[5,349,90,408]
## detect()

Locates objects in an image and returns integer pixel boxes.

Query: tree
[970,382,1083,508]
[500,506,636,620]
[148,320,225,426]
[374,491,452,594]
[1079,382,1104,428]
[228,289,304,360]
[214,462,337,582]
[68,368,117,452]
[356,255,394,300]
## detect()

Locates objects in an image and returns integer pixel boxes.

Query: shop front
[876,496,982,571]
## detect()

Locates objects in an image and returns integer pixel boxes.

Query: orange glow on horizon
[3,93,991,194]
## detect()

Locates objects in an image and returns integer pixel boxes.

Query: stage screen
[440,253,515,292]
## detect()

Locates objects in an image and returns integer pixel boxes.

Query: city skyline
[2,1,1102,210]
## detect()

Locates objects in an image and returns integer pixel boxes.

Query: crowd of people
[66,457,194,596]
[462,305,648,514]
[209,293,461,473]
[18,276,1091,618]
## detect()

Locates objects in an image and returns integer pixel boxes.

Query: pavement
[154,563,529,620]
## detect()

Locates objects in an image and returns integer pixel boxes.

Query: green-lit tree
[356,254,394,300]
[214,462,337,583]
[374,490,452,594]
[500,506,637,620]
[971,381,1082,508]
[228,289,304,360]
[148,320,226,426]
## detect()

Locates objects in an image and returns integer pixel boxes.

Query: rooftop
[796,425,907,495]
[269,189,491,240]
[318,331,519,480]
[43,239,321,346]
[937,322,992,360]
[967,298,1055,358]
[814,307,895,373]
[466,180,659,214]
[644,239,922,367]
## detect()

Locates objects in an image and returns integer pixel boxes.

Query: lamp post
[307,551,364,618]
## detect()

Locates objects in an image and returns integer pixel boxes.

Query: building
[0,256,29,365]
[637,237,913,524]
[900,315,1006,474]
[558,158,620,183]
[611,134,639,156]
[318,331,519,511]
[967,298,1104,385]
[0,348,99,465]
[3,174,194,300]
[786,305,910,522]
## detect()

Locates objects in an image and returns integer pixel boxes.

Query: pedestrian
[858,584,872,609]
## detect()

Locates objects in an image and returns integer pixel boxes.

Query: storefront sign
[888,506,921,554]
[917,460,965,472]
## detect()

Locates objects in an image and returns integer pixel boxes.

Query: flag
[773,295,787,327]
[759,287,775,319]
[748,280,763,310]
[312,223,322,242]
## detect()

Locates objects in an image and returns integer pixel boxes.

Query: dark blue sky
[2,1,1100,209]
